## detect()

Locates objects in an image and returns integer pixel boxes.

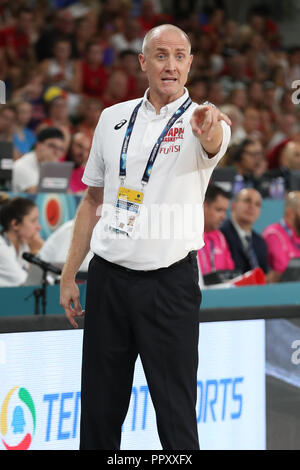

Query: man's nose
[165,56,177,72]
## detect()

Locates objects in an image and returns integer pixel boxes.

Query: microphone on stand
[22,252,62,275]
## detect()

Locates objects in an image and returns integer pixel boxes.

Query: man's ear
[138,53,147,72]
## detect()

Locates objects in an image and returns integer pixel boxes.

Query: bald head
[285,191,300,211]
[232,188,262,230]
[284,191,300,235]
[141,24,191,56]
[280,141,300,170]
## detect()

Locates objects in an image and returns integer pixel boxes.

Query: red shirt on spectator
[0,25,29,62]
[81,61,109,98]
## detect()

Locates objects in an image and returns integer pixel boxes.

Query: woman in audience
[12,100,37,157]
[0,194,43,287]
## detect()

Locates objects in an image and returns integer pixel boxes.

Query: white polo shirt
[82,88,231,270]
[0,234,29,286]
[12,151,39,192]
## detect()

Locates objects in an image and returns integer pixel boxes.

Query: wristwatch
[202,101,216,108]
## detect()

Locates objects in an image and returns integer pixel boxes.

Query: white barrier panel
[0,320,265,450]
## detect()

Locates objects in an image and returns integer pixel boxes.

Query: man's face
[204,195,229,232]
[240,141,264,174]
[138,29,193,104]
[36,138,65,162]
[71,134,91,166]
[284,142,300,170]
[232,189,262,227]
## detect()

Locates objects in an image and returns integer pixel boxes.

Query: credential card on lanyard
[110,186,144,236]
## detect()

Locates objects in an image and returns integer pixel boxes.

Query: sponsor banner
[0,320,265,450]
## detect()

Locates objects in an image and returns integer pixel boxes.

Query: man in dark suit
[220,188,270,276]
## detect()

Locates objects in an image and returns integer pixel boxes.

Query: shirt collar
[142,87,190,117]
[231,217,252,241]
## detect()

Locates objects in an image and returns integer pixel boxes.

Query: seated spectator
[100,70,129,109]
[197,185,235,275]
[73,16,96,59]
[110,18,143,54]
[12,100,36,157]
[219,104,244,146]
[79,40,109,99]
[0,7,35,89]
[38,88,73,149]
[239,106,262,141]
[35,8,76,62]
[260,141,300,198]
[75,97,102,142]
[39,37,81,114]
[11,71,46,130]
[220,188,272,278]
[12,127,65,193]
[230,138,265,194]
[0,194,43,286]
[116,49,140,100]
[62,132,91,193]
[262,191,300,281]
[0,104,15,142]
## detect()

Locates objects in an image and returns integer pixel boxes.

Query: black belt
[94,251,196,275]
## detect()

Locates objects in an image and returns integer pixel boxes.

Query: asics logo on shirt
[114,119,127,130]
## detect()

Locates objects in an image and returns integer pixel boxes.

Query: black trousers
[80,252,202,450]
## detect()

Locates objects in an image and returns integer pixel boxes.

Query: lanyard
[280,219,300,250]
[119,96,192,185]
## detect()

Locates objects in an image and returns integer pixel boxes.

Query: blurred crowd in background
[0,0,299,193]
[1,0,300,287]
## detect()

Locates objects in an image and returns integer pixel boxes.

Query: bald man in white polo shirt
[60,24,231,450]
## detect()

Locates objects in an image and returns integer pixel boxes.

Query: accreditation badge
[110,186,144,236]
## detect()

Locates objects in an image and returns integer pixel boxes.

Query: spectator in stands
[219,104,244,146]
[75,97,102,142]
[11,70,46,130]
[262,191,300,281]
[239,106,262,141]
[110,17,143,54]
[230,138,265,194]
[73,16,96,59]
[63,132,91,193]
[0,104,15,142]
[197,185,235,275]
[35,8,76,62]
[220,188,271,278]
[117,49,140,100]
[260,141,300,198]
[100,69,129,109]
[38,37,81,114]
[12,100,36,157]
[188,77,208,104]
[38,88,73,149]
[12,127,65,193]
[0,6,34,68]
[267,113,299,150]
[79,40,109,99]
[0,194,43,286]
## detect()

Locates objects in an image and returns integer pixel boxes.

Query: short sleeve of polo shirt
[82,110,106,187]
